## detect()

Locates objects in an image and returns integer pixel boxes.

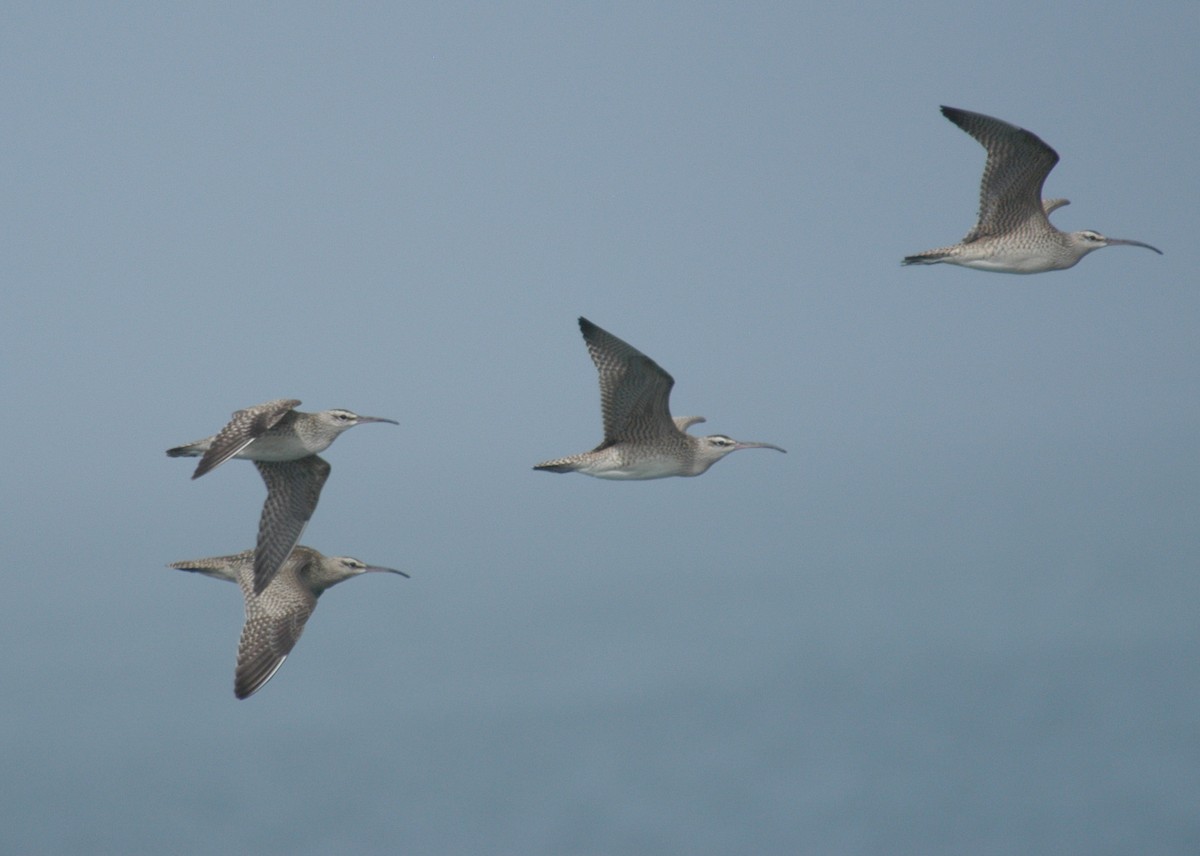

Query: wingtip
[190,453,221,479]
[234,676,265,700]
[235,653,288,699]
[939,105,971,128]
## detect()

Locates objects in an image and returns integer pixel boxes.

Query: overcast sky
[2,3,1197,853]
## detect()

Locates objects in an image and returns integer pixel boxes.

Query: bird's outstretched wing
[251,456,331,594]
[191,398,302,479]
[941,107,1059,243]
[579,317,676,446]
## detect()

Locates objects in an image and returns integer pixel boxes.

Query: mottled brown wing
[192,398,302,479]
[578,317,676,446]
[252,456,331,594]
[234,564,318,699]
[941,107,1059,243]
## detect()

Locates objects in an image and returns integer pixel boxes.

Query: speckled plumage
[903,106,1162,273]
[169,546,408,699]
[534,318,785,479]
[167,399,397,593]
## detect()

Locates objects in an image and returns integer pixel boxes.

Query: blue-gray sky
[2,3,1198,853]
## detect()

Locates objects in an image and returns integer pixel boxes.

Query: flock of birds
[167,106,1162,699]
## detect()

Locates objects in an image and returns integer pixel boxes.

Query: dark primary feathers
[235,574,315,699]
[191,398,301,479]
[940,106,1060,243]
[252,456,332,595]
[579,317,677,446]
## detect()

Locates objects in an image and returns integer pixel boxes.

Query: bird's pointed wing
[192,399,302,479]
[234,565,318,699]
[941,107,1059,242]
[579,318,676,445]
[252,456,331,594]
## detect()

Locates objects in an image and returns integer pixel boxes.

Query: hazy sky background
[2,3,1198,853]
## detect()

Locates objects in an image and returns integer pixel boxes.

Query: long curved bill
[365,565,410,578]
[1107,237,1163,255]
[734,441,787,453]
[358,416,400,425]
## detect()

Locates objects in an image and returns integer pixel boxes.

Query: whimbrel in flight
[903,106,1162,273]
[534,317,785,479]
[167,399,397,594]
[170,545,408,699]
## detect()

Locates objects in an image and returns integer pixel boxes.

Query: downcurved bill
[366,565,411,578]
[358,416,401,425]
[1106,237,1163,255]
[734,441,787,453]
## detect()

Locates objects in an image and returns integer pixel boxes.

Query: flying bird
[903,106,1161,273]
[167,399,397,593]
[169,545,408,699]
[534,317,785,479]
